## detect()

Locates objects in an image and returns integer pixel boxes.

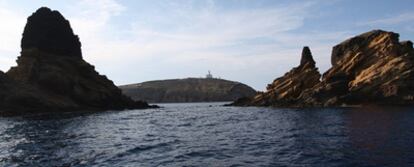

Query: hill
[119,78,256,103]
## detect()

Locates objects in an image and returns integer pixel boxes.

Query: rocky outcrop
[301,30,414,106]
[231,30,414,107]
[21,7,82,58]
[231,47,321,106]
[119,78,256,103]
[0,7,155,116]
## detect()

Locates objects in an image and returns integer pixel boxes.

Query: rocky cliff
[231,30,414,107]
[231,47,321,106]
[119,78,256,103]
[0,7,154,116]
[302,30,414,106]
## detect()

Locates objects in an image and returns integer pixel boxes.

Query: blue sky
[0,0,413,90]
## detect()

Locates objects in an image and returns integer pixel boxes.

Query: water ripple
[0,103,414,166]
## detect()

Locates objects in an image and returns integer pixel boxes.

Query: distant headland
[119,73,256,103]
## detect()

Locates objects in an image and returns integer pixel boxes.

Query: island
[119,75,256,103]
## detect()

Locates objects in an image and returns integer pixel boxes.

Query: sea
[0,102,414,167]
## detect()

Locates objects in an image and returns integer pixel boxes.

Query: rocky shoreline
[0,7,157,116]
[230,30,414,107]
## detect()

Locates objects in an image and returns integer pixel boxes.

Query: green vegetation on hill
[119,78,256,103]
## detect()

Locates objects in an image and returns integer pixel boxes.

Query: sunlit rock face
[0,7,154,116]
[232,30,414,107]
[302,30,414,106]
[232,46,321,106]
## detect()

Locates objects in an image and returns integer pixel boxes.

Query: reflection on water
[1,103,414,166]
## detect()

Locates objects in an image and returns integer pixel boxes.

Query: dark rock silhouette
[119,78,257,103]
[0,7,155,116]
[0,71,59,116]
[21,7,82,58]
[300,46,315,66]
[231,30,414,107]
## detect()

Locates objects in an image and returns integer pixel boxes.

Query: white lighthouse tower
[206,70,213,79]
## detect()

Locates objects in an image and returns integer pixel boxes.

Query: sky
[0,0,413,90]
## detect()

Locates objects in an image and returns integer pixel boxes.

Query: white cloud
[67,0,125,59]
[100,1,347,90]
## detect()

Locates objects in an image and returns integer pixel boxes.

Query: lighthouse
[206,70,213,79]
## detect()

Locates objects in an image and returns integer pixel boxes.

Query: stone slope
[119,78,257,103]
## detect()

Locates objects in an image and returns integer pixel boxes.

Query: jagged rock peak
[21,7,82,58]
[300,46,315,66]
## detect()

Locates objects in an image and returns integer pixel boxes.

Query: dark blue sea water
[1,103,414,167]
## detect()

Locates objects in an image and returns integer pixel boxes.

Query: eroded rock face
[232,30,414,107]
[303,30,414,106]
[232,47,321,106]
[1,7,154,115]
